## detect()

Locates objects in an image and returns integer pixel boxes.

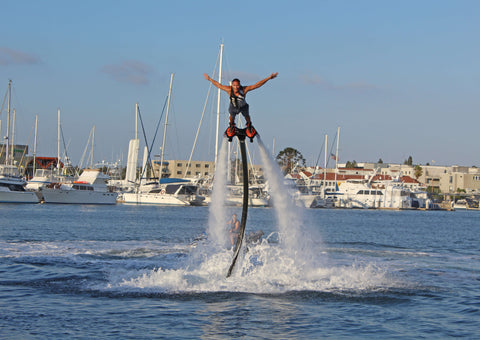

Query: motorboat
[40,169,117,204]
[119,178,205,206]
[0,165,39,203]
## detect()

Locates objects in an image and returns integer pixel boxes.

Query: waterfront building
[151,159,265,182]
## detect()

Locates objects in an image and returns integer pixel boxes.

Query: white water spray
[207,138,229,246]
[107,136,397,294]
[257,137,319,267]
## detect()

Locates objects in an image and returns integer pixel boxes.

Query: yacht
[40,169,117,204]
[224,185,270,207]
[0,165,39,203]
[335,178,415,209]
[119,178,205,206]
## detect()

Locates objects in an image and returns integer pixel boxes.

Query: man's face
[232,80,241,92]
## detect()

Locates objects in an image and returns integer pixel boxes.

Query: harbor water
[1,204,479,339]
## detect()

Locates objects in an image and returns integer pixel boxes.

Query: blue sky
[1,0,479,168]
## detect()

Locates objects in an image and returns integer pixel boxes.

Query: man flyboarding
[203,72,278,137]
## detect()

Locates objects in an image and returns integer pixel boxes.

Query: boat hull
[41,189,117,205]
[120,192,192,206]
[0,190,39,203]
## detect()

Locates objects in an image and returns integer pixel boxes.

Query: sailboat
[119,74,205,206]
[26,109,74,196]
[40,125,118,204]
[0,80,39,203]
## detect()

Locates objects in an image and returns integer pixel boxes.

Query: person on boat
[227,213,240,246]
[203,72,278,128]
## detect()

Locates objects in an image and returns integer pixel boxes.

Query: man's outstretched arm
[204,73,231,92]
[244,73,278,93]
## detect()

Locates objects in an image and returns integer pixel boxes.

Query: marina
[2,2,480,337]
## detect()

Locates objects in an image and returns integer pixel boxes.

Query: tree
[276,147,306,174]
[377,158,384,164]
[345,160,358,168]
[404,156,413,166]
[414,165,423,179]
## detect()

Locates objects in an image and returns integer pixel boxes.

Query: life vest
[230,87,246,108]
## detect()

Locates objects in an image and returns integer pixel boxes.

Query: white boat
[119,178,205,206]
[0,80,39,203]
[26,110,76,199]
[116,75,203,206]
[40,169,117,204]
[453,199,468,210]
[0,165,39,203]
[26,168,73,191]
[334,177,415,209]
[223,185,270,207]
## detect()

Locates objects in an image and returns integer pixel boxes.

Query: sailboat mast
[214,43,224,165]
[33,115,38,176]
[57,109,61,173]
[135,102,138,140]
[11,109,16,163]
[335,126,340,185]
[160,73,174,180]
[323,134,328,198]
[91,125,95,168]
[5,80,12,165]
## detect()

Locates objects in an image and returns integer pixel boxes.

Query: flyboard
[225,124,258,277]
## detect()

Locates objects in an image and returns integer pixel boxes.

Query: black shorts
[228,103,250,119]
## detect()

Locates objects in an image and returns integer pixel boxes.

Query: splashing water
[109,136,400,294]
[257,137,303,249]
[207,138,229,247]
[257,137,321,269]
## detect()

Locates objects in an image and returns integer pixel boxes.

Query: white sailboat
[26,109,74,194]
[119,74,205,206]
[120,177,205,206]
[0,80,39,203]
[108,103,140,194]
[39,124,117,204]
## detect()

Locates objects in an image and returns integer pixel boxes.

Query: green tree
[404,156,413,166]
[276,147,306,174]
[377,158,384,164]
[414,165,423,179]
[345,160,358,168]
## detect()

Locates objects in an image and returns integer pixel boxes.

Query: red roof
[400,175,420,184]
[310,173,365,181]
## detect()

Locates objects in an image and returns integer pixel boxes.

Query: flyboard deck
[226,125,258,277]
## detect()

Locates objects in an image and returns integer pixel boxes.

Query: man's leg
[242,105,251,126]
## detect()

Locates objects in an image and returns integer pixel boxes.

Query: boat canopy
[159,178,190,184]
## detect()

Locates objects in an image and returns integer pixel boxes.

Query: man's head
[232,213,237,219]
[231,79,241,91]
